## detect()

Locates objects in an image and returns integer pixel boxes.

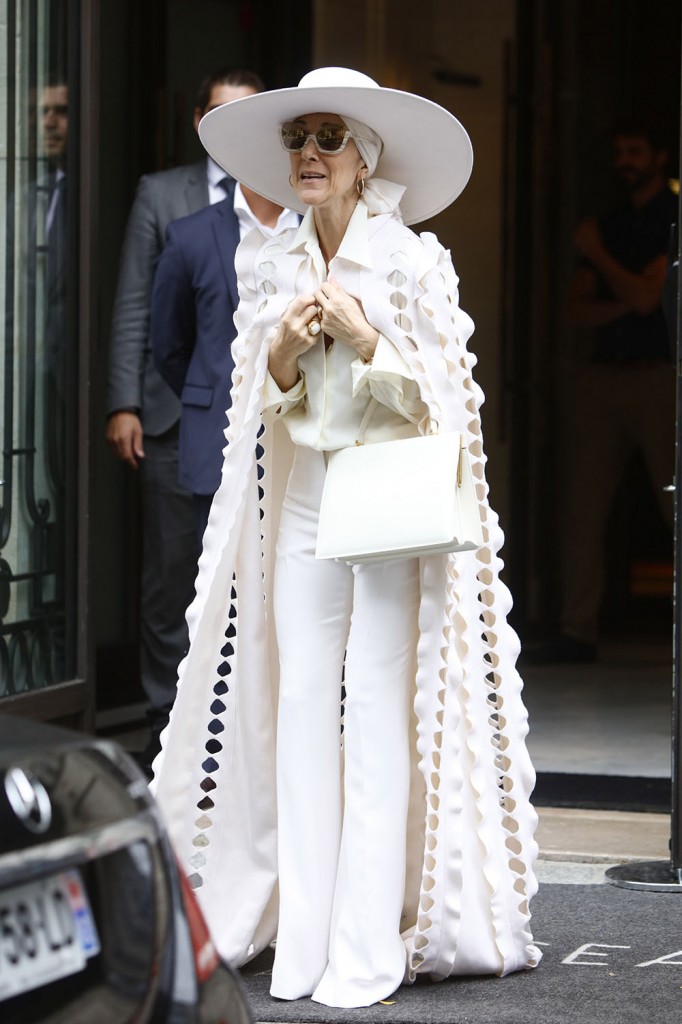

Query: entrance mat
[240,883,682,1023]
[532,773,671,813]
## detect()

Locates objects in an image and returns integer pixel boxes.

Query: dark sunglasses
[280,121,356,154]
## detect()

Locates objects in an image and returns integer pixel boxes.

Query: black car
[0,715,253,1024]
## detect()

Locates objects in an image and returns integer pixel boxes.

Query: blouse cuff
[351,333,415,395]
[263,370,306,416]
[351,334,425,422]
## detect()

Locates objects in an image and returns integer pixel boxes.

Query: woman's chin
[297,187,328,207]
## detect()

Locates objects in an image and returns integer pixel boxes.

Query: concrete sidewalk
[536,805,672,883]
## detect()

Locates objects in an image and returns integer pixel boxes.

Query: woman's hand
[315,278,379,362]
[268,292,322,391]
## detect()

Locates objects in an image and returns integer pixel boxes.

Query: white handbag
[315,415,484,563]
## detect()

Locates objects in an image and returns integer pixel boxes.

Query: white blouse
[263,203,428,450]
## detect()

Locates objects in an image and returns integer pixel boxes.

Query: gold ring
[308,318,321,336]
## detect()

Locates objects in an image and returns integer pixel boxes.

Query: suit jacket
[150,198,240,495]
[107,162,209,436]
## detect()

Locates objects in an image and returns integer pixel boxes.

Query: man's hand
[106,411,145,469]
[572,218,605,263]
[571,216,668,317]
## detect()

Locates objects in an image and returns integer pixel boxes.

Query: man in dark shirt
[532,124,677,662]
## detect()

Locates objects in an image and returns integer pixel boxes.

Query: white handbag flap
[315,431,484,562]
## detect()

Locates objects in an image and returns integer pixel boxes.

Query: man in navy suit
[106,68,265,776]
[150,183,299,539]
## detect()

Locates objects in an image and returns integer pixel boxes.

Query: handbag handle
[355,399,466,487]
[355,398,444,445]
[354,397,380,445]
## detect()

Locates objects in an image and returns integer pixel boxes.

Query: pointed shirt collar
[287,200,373,271]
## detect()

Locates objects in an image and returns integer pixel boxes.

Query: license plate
[0,869,101,1000]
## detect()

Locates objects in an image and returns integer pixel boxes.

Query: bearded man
[530,122,677,663]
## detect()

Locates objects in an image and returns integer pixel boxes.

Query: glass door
[0,0,87,718]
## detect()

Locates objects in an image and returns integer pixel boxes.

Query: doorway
[508,0,680,807]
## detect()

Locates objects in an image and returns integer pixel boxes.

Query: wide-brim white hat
[198,66,473,226]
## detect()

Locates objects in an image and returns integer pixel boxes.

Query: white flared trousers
[270,446,420,1008]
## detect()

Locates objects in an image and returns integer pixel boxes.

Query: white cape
[151,206,542,982]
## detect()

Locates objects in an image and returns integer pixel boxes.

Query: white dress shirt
[207,157,299,238]
[233,182,300,240]
[263,202,428,450]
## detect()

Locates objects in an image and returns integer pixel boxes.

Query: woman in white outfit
[151,67,541,1009]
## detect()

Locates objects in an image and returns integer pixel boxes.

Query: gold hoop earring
[356,177,365,196]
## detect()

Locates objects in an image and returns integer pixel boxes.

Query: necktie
[46,173,65,235]
[218,176,235,201]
